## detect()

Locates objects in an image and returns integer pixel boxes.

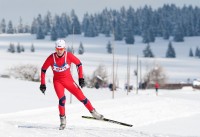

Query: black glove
[79,78,85,88]
[40,84,46,94]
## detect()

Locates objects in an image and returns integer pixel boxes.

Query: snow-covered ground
[0,78,200,137]
[0,34,200,137]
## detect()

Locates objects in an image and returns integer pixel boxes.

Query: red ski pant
[53,78,94,116]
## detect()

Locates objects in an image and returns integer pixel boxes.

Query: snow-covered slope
[1,34,200,84]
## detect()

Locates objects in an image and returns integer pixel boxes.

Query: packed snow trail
[3,121,196,137]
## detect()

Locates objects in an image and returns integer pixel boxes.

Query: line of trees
[143,41,176,58]
[1,4,200,43]
[142,41,200,58]
[190,47,200,58]
[7,43,35,53]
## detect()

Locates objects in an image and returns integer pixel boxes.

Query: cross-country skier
[39,39,103,130]
[154,81,160,96]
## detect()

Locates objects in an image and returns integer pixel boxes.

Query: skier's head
[55,39,66,49]
[55,39,66,56]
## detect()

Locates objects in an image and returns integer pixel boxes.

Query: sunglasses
[56,48,65,51]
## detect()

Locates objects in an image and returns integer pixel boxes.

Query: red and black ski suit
[41,51,94,116]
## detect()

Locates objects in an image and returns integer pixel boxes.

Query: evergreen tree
[189,48,193,57]
[8,43,15,53]
[82,13,90,34]
[11,44,15,53]
[50,26,58,41]
[60,13,70,36]
[84,15,98,37]
[143,43,154,57]
[43,11,52,35]
[142,29,150,43]
[71,10,81,34]
[93,14,101,34]
[142,28,155,43]
[140,6,155,43]
[107,41,112,54]
[31,18,37,34]
[78,42,84,54]
[113,15,123,41]
[54,15,66,38]
[21,45,25,52]
[166,41,176,58]
[18,17,24,33]
[36,14,45,39]
[162,28,170,40]
[7,43,11,53]
[104,19,111,37]
[181,5,195,36]
[7,20,14,34]
[194,7,200,36]
[100,8,112,37]
[24,25,30,33]
[195,47,200,57]
[31,43,35,52]
[125,28,134,44]
[36,25,45,39]
[173,23,184,42]
[124,8,135,44]
[16,43,21,53]
[160,5,173,39]
[149,27,155,42]
[1,19,6,33]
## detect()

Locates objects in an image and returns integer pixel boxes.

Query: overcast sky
[0,0,200,25]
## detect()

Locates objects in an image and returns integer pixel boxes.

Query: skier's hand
[79,78,85,88]
[40,84,46,94]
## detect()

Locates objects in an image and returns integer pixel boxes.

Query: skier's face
[56,48,65,56]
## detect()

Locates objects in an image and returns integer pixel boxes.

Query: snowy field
[0,34,200,137]
[0,34,200,83]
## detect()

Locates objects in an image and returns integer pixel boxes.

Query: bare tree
[9,64,40,81]
[143,63,167,87]
[88,64,108,88]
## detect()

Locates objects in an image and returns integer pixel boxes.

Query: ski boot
[90,109,104,120]
[59,115,66,130]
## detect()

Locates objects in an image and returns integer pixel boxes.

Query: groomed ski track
[3,121,195,137]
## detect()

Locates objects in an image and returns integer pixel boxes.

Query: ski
[82,116,133,127]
